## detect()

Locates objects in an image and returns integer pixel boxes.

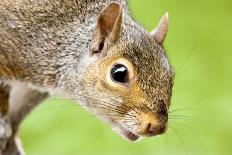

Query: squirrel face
[80,2,173,141]
[83,40,173,141]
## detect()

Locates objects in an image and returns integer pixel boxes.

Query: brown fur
[0,0,173,154]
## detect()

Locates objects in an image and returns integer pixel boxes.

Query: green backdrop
[20,0,232,155]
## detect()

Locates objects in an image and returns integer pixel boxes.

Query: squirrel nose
[138,112,167,137]
[145,122,166,136]
[146,123,156,135]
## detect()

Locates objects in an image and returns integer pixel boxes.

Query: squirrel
[0,0,174,154]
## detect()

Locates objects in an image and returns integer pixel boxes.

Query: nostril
[146,123,156,135]
[147,123,152,132]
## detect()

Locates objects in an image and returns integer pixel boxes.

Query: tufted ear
[151,13,169,45]
[91,2,122,54]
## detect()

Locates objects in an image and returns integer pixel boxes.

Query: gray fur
[0,0,173,153]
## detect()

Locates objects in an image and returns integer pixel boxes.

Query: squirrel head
[79,2,174,141]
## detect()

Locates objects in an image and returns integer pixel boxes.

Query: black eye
[110,64,128,84]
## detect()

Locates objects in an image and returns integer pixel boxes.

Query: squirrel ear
[91,2,122,54]
[151,13,169,45]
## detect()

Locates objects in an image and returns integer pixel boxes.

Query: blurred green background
[20,0,232,155]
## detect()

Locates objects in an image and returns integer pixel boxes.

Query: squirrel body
[0,0,173,154]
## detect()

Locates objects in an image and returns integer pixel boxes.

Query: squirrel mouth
[116,125,140,141]
[111,121,140,141]
[121,129,140,141]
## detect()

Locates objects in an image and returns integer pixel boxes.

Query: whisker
[169,124,189,154]
[161,133,171,154]
[174,40,199,77]
[175,59,206,82]
[179,122,208,153]
[169,107,202,114]
[169,114,206,123]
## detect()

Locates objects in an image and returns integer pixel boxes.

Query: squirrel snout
[144,122,166,136]
[138,112,167,137]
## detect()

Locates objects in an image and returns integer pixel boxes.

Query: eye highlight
[110,64,128,84]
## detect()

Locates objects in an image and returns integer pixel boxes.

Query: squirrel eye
[110,64,128,84]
